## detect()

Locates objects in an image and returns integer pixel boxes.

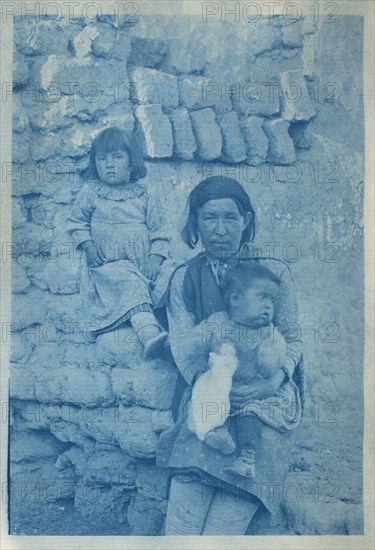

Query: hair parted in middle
[181,176,256,248]
[85,127,147,182]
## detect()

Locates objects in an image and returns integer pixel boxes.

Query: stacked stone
[10,15,176,535]
[126,17,318,165]
[131,63,316,165]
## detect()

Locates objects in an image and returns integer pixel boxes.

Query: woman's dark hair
[85,127,147,181]
[220,263,281,308]
[181,176,256,248]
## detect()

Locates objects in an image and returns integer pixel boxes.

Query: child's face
[230,278,279,328]
[95,150,131,185]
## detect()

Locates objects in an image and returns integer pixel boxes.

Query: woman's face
[95,150,131,185]
[196,198,251,259]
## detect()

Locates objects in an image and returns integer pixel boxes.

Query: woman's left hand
[230,369,286,408]
[144,254,163,282]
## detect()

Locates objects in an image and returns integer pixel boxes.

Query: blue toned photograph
[7,3,364,537]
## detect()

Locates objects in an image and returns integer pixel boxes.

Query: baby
[187,262,289,478]
[68,127,169,359]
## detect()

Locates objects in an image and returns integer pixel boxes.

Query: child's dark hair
[220,262,281,308]
[181,176,256,248]
[85,127,147,181]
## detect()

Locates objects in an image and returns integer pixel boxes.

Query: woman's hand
[83,241,105,268]
[230,369,286,409]
[144,254,163,282]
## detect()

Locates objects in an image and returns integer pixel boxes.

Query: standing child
[186,262,302,477]
[68,127,170,359]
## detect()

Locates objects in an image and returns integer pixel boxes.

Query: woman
[156,176,304,535]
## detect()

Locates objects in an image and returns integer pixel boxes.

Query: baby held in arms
[186,263,288,478]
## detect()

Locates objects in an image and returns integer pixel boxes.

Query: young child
[68,127,169,359]
[186,263,300,478]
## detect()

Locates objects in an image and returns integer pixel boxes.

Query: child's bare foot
[204,425,236,455]
[223,449,256,478]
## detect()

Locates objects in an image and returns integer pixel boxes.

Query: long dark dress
[156,248,304,515]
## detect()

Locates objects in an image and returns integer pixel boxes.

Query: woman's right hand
[230,384,256,410]
[230,371,285,409]
[83,241,105,268]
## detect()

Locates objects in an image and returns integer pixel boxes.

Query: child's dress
[68,180,171,334]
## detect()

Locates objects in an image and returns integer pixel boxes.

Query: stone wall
[9,12,364,535]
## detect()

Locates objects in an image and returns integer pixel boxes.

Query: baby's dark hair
[85,127,147,181]
[220,262,281,308]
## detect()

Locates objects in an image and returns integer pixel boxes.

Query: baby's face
[234,279,279,328]
[95,150,131,185]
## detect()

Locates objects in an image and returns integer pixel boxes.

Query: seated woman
[157,175,304,536]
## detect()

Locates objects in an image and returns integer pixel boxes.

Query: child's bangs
[94,129,130,155]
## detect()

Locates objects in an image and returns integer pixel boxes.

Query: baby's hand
[83,241,104,268]
[144,254,163,282]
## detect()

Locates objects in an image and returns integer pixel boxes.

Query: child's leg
[223,414,260,478]
[236,411,262,449]
[130,309,168,360]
